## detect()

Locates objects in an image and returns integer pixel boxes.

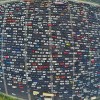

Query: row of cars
[0,0,100,100]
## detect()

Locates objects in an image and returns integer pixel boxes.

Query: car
[12,93,16,96]
[8,83,12,86]
[12,86,17,88]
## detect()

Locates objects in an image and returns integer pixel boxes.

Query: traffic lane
[7,83,28,100]
[0,78,6,93]
[7,84,28,100]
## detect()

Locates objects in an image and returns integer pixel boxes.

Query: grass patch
[0,93,20,100]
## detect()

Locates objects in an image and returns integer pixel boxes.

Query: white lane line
[67,0,75,100]
[24,1,31,100]
[48,0,54,100]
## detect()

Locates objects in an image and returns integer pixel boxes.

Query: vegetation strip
[0,93,21,100]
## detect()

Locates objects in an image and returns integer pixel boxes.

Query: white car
[12,86,17,88]
[0,80,2,83]
[8,83,12,86]
[21,91,25,93]
[12,93,16,96]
